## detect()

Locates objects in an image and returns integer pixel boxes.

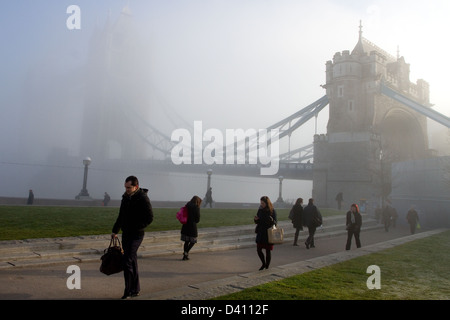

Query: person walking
[181,195,202,260]
[345,203,362,250]
[254,196,277,270]
[111,176,153,299]
[382,204,392,232]
[27,189,34,205]
[302,198,322,249]
[289,198,303,246]
[406,205,420,234]
[103,192,111,206]
[335,192,343,210]
[203,187,213,208]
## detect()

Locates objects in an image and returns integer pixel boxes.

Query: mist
[1,1,449,204]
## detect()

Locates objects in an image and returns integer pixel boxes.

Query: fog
[1,1,449,203]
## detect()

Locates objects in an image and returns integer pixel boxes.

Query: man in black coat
[112,176,153,299]
[302,198,322,249]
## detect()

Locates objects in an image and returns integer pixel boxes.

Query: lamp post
[76,157,92,199]
[206,169,212,190]
[276,175,284,204]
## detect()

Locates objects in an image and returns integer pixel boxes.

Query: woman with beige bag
[254,196,277,270]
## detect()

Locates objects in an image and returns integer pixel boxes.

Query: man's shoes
[305,242,309,249]
[121,292,140,299]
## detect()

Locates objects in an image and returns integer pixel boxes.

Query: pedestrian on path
[289,198,303,246]
[335,192,343,210]
[345,203,362,250]
[406,205,420,234]
[254,196,277,270]
[203,187,213,208]
[27,189,34,205]
[181,195,202,260]
[382,204,393,232]
[112,176,154,299]
[302,198,322,249]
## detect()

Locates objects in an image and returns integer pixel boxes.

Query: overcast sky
[1,0,449,201]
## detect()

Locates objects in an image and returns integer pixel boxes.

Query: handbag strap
[109,236,122,248]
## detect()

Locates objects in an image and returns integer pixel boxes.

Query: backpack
[313,207,323,227]
[176,206,188,224]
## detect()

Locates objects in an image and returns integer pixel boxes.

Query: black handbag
[100,237,124,275]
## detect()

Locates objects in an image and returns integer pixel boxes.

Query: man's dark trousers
[305,226,316,248]
[122,232,144,296]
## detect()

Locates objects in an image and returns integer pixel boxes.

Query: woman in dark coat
[254,196,277,270]
[290,198,303,246]
[181,195,201,260]
[345,203,362,250]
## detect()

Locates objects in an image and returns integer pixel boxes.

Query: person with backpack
[181,195,201,260]
[302,198,322,249]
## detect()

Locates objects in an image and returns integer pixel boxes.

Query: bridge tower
[313,23,431,209]
[80,6,151,164]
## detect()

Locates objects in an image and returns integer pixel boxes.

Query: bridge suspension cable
[381,83,450,128]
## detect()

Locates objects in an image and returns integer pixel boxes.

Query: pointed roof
[351,20,365,55]
[351,21,397,62]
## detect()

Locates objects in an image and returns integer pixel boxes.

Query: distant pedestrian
[391,206,398,228]
[289,198,303,246]
[335,192,343,210]
[302,198,322,249]
[27,189,34,205]
[103,192,111,206]
[203,187,213,208]
[406,205,420,234]
[382,205,392,232]
[254,196,277,270]
[111,176,153,299]
[345,203,362,250]
[181,195,201,260]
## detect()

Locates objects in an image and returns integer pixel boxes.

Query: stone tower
[313,23,430,209]
[80,6,151,164]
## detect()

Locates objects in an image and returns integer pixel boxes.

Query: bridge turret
[314,23,430,209]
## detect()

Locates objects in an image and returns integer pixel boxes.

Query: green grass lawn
[0,206,292,240]
[214,230,450,300]
[0,205,345,241]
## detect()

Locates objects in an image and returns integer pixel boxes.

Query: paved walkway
[0,217,445,300]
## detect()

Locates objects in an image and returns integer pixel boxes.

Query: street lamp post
[76,157,92,200]
[206,169,212,190]
[276,175,284,204]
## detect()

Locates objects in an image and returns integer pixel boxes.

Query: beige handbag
[267,225,284,244]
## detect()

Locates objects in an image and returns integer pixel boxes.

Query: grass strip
[214,230,450,300]
[1,206,341,240]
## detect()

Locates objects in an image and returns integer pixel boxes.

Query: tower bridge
[80,10,449,208]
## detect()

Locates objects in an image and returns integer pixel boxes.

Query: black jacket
[181,201,200,237]
[112,188,153,235]
[290,204,303,229]
[302,204,322,228]
[254,208,277,244]
[346,210,362,232]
